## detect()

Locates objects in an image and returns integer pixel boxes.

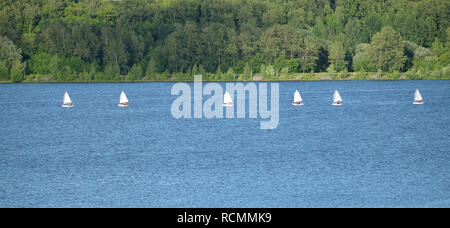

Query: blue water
[0,80,449,208]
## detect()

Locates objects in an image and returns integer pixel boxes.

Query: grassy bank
[2,71,449,83]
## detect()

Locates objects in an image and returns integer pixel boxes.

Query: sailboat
[118,91,129,107]
[292,90,304,106]
[62,92,74,108]
[413,89,424,105]
[223,91,233,107]
[332,90,343,106]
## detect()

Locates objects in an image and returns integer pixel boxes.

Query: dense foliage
[0,0,449,82]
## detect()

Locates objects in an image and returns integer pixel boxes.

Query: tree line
[0,0,449,82]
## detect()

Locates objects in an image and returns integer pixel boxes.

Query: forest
[0,0,449,82]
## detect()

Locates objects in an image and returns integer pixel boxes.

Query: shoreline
[1,78,449,84]
[2,70,448,84]
[2,72,449,84]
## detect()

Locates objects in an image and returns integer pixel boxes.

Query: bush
[173,72,192,81]
[332,70,349,80]
[405,69,424,80]
[303,71,315,80]
[239,62,252,81]
[59,57,88,74]
[354,70,368,80]
[127,64,143,81]
[430,69,443,79]
[337,70,350,79]
[10,61,24,83]
[376,69,383,79]
[0,61,9,80]
[104,62,121,80]
[225,67,237,81]
[327,64,336,74]
[81,72,92,81]
[385,71,400,80]
[94,72,109,81]
[353,43,377,72]
[280,67,289,80]
[29,52,52,74]
[443,65,450,79]
[262,64,276,79]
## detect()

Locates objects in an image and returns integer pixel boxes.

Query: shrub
[376,69,383,79]
[303,71,315,80]
[0,61,9,80]
[443,65,450,79]
[337,70,350,80]
[354,69,368,80]
[405,69,423,80]
[10,61,24,83]
[280,67,289,80]
[386,71,400,80]
[225,67,237,81]
[127,63,143,81]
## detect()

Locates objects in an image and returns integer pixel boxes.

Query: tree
[225,67,236,81]
[102,27,129,74]
[128,63,143,81]
[299,36,320,72]
[146,58,157,79]
[368,27,407,72]
[0,61,9,80]
[328,41,347,72]
[280,67,289,80]
[0,36,22,71]
[29,52,52,74]
[431,38,445,57]
[241,62,252,80]
[353,43,376,72]
[10,60,24,83]
[0,0,448,82]
[263,64,275,78]
[104,62,121,81]
[191,64,198,75]
[23,3,41,33]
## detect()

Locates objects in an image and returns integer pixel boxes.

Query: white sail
[224,91,233,104]
[119,91,128,104]
[63,92,72,104]
[294,90,302,102]
[414,89,423,102]
[333,90,342,103]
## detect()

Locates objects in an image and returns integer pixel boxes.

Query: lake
[0,80,449,207]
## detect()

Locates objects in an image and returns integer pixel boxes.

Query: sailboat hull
[332,103,343,106]
[222,103,233,107]
[292,103,304,106]
[118,104,129,107]
[413,101,424,105]
[62,104,74,108]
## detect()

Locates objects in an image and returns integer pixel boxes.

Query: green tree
[225,67,236,81]
[241,62,252,80]
[146,58,157,79]
[353,43,376,72]
[431,38,445,57]
[104,62,121,81]
[0,36,22,71]
[10,60,24,83]
[0,0,449,82]
[49,55,60,80]
[29,52,52,75]
[0,61,9,80]
[328,41,347,72]
[280,67,289,80]
[128,63,143,81]
[368,27,407,72]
